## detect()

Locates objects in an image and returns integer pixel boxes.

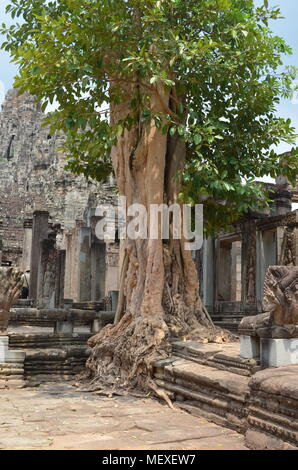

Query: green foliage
[2,0,298,234]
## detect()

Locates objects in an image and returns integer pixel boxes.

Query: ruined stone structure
[199,190,298,329]
[0,89,116,264]
[0,89,119,304]
[0,90,119,389]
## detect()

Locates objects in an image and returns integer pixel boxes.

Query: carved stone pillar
[29,211,49,300]
[36,239,57,309]
[241,220,257,313]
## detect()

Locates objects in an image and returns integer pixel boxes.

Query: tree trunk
[79,84,233,393]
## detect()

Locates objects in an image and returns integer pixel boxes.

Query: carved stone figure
[241,220,256,304]
[279,228,296,266]
[262,266,298,326]
[0,267,23,333]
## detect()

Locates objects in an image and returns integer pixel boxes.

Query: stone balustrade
[9,307,115,335]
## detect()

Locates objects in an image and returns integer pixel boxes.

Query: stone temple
[0,89,298,450]
[0,89,119,302]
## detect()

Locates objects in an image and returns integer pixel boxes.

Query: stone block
[261,338,298,367]
[54,321,74,335]
[240,335,260,359]
[0,336,25,363]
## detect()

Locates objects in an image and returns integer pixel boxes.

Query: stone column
[105,242,119,296]
[271,189,292,215]
[202,237,215,310]
[68,221,85,302]
[241,220,257,312]
[91,241,106,301]
[64,231,74,301]
[36,238,57,308]
[21,218,32,272]
[29,211,49,300]
[78,227,92,302]
[55,250,66,308]
[217,241,232,301]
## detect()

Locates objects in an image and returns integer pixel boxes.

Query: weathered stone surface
[246,366,298,449]
[0,89,115,266]
[261,338,298,367]
[240,335,260,359]
[249,364,298,398]
[155,341,298,449]
[154,353,250,434]
[24,346,90,378]
[263,265,298,326]
[245,429,297,450]
[0,267,23,332]
[0,383,247,450]
[0,336,25,385]
[238,312,271,337]
[239,266,298,345]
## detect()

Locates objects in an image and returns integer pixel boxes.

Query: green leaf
[194,134,202,145]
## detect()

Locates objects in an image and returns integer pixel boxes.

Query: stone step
[153,356,250,434]
[71,301,106,311]
[246,366,298,450]
[154,344,298,450]
[172,341,260,376]
[9,332,91,349]
[24,346,91,378]
[13,299,35,308]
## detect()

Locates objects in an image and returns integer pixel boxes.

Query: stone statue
[239,266,298,339]
[0,267,23,333]
[263,266,298,326]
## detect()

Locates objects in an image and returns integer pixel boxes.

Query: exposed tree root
[76,305,236,406]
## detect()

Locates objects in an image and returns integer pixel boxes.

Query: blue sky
[0,0,298,154]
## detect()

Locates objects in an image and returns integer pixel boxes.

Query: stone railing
[9,307,115,335]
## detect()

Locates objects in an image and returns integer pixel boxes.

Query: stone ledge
[0,335,25,363]
[245,429,297,450]
[154,344,298,449]
[10,308,115,326]
[249,365,298,399]
[154,356,250,434]
[172,341,258,376]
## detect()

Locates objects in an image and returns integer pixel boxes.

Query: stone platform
[0,335,25,389]
[5,325,93,383]
[0,305,115,385]
[154,341,298,449]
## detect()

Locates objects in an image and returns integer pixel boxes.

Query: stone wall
[0,89,115,266]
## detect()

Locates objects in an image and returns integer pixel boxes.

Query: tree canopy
[2,0,298,233]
